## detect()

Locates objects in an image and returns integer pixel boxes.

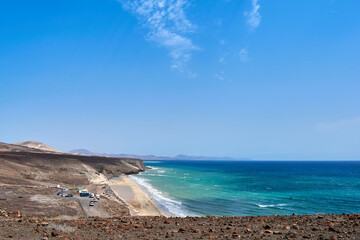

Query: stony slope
[0,148,146,186]
[0,214,359,239]
[13,141,63,153]
[0,142,46,153]
[0,142,147,218]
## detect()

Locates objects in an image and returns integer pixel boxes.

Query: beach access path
[109,175,165,217]
[74,195,110,218]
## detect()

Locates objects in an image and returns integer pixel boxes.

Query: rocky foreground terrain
[0,213,359,239]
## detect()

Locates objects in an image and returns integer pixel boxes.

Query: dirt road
[74,196,110,218]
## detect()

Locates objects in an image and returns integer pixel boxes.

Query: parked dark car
[80,192,90,197]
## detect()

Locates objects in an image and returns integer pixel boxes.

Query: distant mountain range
[69,149,249,161]
[5,140,249,161]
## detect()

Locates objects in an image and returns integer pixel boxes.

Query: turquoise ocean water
[129,161,360,217]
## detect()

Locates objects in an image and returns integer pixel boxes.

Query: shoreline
[128,174,179,217]
[108,175,166,217]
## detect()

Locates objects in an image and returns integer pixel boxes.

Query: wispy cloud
[215,73,225,81]
[119,0,198,70]
[317,117,360,130]
[239,48,249,62]
[244,0,261,30]
[215,71,232,82]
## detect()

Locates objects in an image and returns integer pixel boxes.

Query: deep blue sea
[129,161,360,217]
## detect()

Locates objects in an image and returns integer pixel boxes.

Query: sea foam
[129,175,192,217]
[257,204,287,208]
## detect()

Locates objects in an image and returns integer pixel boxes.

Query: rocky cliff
[0,142,147,186]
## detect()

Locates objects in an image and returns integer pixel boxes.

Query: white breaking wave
[148,167,160,170]
[141,174,167,177]
[129,175,193,217]
[257,203,287,208]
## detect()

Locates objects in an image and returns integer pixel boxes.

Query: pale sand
[81,164,109,185]
[109,175,166,217]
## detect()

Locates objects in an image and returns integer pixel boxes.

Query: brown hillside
[0,150,146,186]
[0,142,146,218]
[13,141,63,153]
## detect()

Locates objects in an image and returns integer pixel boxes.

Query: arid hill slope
[13,141,63,153]
[0,142,46,153]
[0,141,146,218]
[0,142,146,186]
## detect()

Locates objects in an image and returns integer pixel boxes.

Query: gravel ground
[0,213,359,239]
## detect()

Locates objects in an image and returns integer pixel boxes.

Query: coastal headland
[0,141,359,239]
[0,141,164,218]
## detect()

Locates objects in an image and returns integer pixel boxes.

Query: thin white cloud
[120,0,198,70]
[215,73,225,81]
[244,0,261,30]
[317,117,360,129]
[215,71,231,81]
[188,71,197,79]
[239,48,249,62]
[219,57,225,64]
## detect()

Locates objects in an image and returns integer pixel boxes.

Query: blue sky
[1,0,360,160]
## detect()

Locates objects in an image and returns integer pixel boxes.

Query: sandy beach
[109,175,166,217]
